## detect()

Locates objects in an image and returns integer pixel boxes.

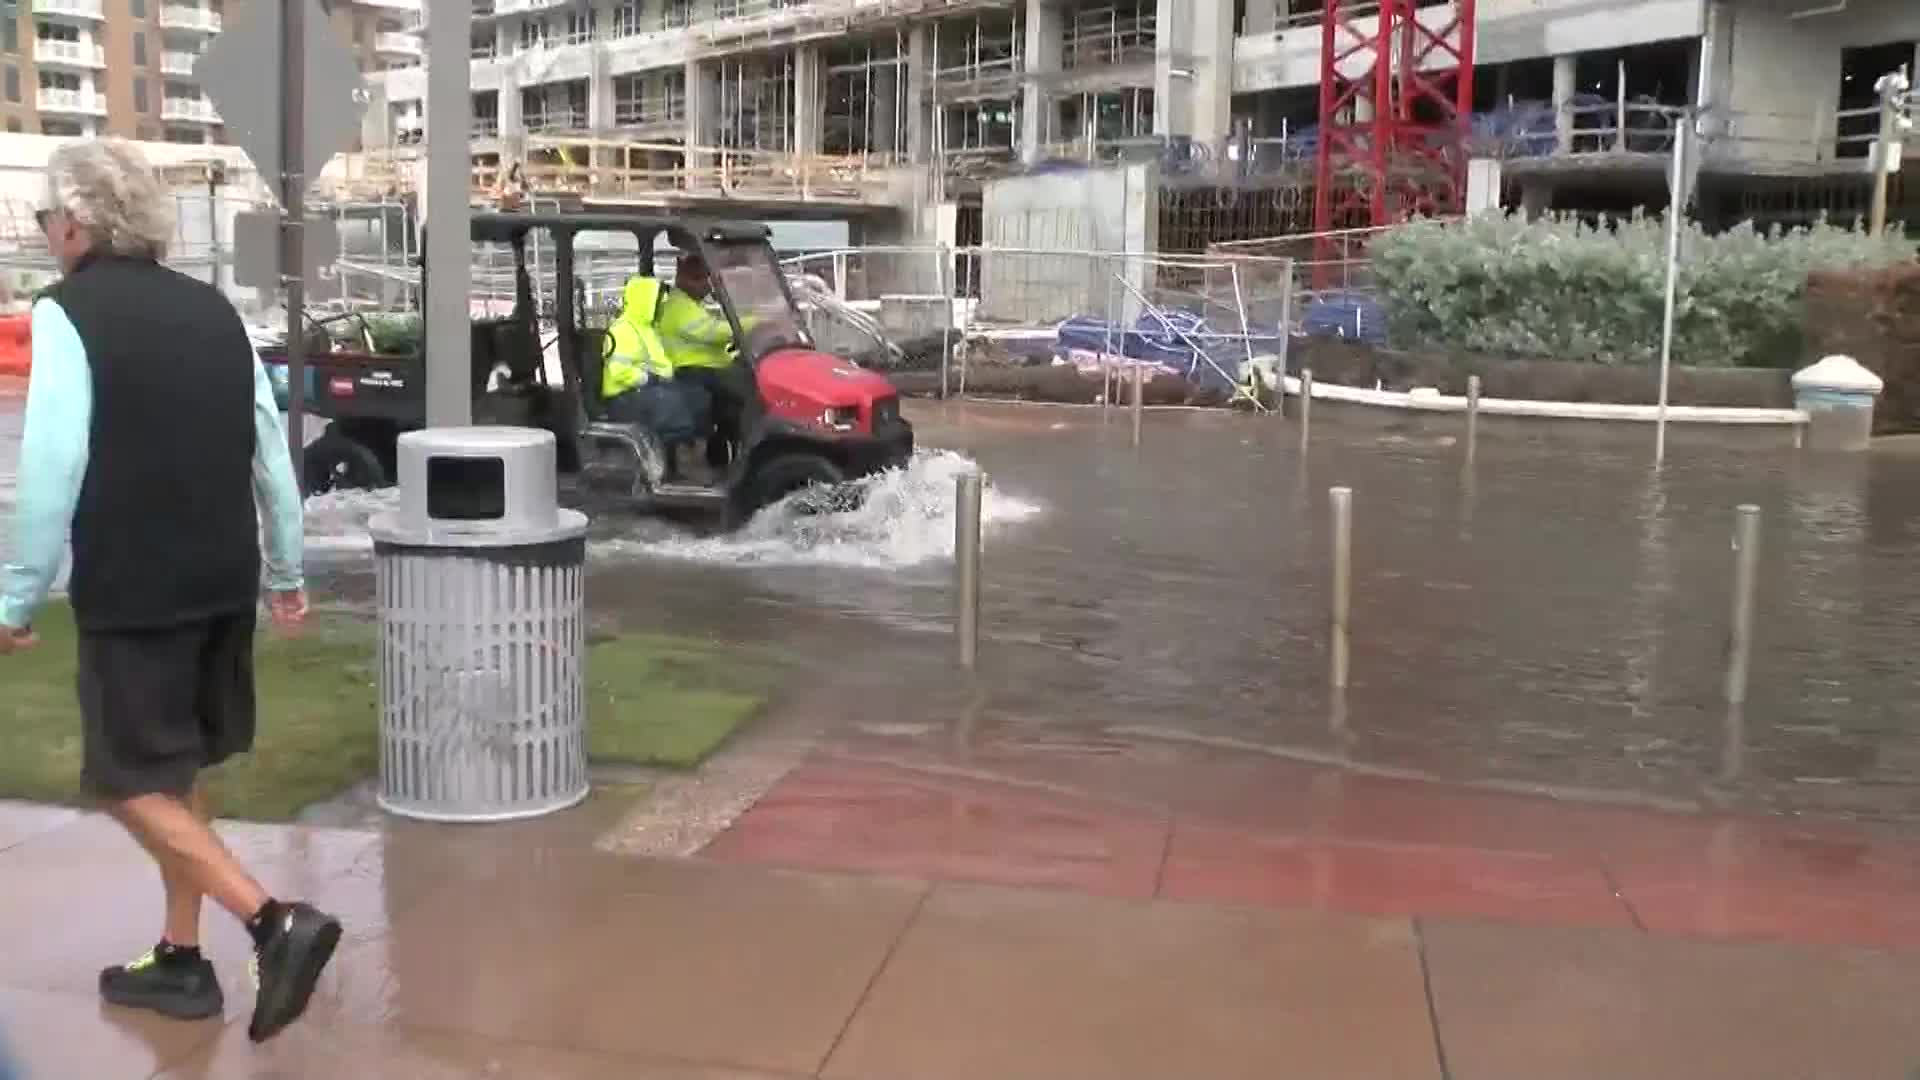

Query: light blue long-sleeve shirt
[0,297,304,631]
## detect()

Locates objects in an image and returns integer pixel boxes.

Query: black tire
[736,452,849,521]
[302,430,389,496]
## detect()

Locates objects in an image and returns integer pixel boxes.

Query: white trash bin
[368,426,591,822]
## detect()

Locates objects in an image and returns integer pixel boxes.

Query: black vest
[50,253,261,631]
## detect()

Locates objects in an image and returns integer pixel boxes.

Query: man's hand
[266,589,308,635]
[0,626,37,655]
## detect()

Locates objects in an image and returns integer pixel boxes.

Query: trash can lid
[368,507,590,548]
[1791,355,1883,394]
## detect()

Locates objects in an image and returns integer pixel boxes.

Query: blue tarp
[1053,310,1285,392]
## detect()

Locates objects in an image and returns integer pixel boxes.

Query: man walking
[0,139,340,1043]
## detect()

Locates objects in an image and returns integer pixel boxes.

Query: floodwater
[6,384,1920,824]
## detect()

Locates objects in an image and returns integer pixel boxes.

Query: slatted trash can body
[368,426,592,822]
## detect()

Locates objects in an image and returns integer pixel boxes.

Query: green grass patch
[1,604,768,821]
[586,631,770,769]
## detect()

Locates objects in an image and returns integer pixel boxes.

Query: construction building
[355,0,1919,247]
[0,0,422,144]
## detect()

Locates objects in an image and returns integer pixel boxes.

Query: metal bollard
[1725,504,1760,705]
[1130,362,1145,448]
[1329,486,1352,689]
[1299,368,1314,447]
[1465,374,1481,461]
[955,472,984,669]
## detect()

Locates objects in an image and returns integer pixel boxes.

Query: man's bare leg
[156,786,212,948]
[107,793,267,923]
[103,788,344,1042]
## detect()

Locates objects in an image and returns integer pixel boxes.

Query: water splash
[605,449,1042,569]
[298,449,1041,572]
[303,487,399,556]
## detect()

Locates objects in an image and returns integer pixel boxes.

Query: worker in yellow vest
[602,275,712,483]
[660,253,755,469]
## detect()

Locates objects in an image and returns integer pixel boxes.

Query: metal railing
[36,87,108,115]
[31,0,105,19]
[33,39,105,67]
[158,4,221,32]
[160,50,198,76]
[160,97,220,124]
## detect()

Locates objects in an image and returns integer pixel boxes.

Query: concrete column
[499,71,524,140]
[905,24,931,165]
[1156,0,1234,144]
[1020,0,1063,164]
[871,63,899,158]
[793,45,823,158]
[588,51,617,181]
[683,58,719,188]
[1519,178,1552,220]
[1552,53,1576,153]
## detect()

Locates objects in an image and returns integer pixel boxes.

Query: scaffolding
[824,32,908,165]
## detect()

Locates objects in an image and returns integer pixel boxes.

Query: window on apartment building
[665,0,691,30]
[566,9,595,42]
[40,71,81,92]
[37,21,80,43]
[134,77,148,113]
[519,19,546,50]
[163,79,197,101]
[130,0,145,17]
[611,3,637,37]
[133,32,147,64]
[43,120,83,136]
[3,68,16,104]
[1,19,15,55]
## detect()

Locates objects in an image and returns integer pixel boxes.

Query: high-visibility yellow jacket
[602,276,674,399]
[657,288,738,370]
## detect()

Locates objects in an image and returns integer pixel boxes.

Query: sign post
[195,0,366,482]
[427,0,474,427]
[1655,109,1695,469]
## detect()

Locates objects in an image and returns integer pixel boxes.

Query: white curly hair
[42,138,175,260]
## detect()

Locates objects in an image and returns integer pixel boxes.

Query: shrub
[1370,213,1914,368]
[363,312,423,356]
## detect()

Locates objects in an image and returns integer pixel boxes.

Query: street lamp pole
[1868,68,1910,238]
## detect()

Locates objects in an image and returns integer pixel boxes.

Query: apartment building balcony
[37,87,108,115]
[158,5,222,33]
[34,39,106,68]
[376,32,423,60]
[160,50,198,76]
[30,0,105,21]
[523,108,587,134]
[161,97,220,124]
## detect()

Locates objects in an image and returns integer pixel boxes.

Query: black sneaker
[99,945,224,1021]
[246,902,342,1043]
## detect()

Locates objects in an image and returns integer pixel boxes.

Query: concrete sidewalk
[2,794,1919,1080]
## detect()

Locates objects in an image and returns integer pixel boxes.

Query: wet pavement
[3,795,1920,1079]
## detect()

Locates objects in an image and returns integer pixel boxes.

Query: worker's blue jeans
[606,380,710,448]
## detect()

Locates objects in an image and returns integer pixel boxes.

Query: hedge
[1370,213,1914,368]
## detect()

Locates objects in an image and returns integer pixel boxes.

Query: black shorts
[77,610,258,800]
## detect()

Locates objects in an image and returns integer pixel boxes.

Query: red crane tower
[1311,0,1477,285]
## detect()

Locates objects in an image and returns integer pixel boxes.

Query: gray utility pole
[1869,68,1910,239]
[426,0,474,428]
[279,0,307,474]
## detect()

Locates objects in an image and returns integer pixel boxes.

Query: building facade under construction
[294,0,1920,250]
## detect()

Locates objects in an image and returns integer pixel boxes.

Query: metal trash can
[368,426,591,822]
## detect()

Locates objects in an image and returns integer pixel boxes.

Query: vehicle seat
[474,317,541,388]
[577,328,609,421]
